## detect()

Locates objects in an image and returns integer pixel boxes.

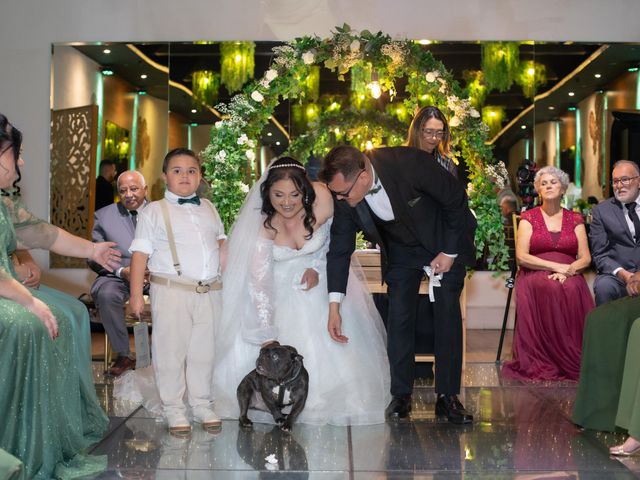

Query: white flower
[215,121,223,129]
[247,139,256,149]
[240,182,250,193]
[251,91,264,102]
[215,150,227,162]
[450,116,461,127]
[470,108,480,118]
[237,134,249,145]
[447,95,459,110]
[265,69,278,81]
[302,51,315,65]
[260,79,270,88]
[246,149,256,161]
[350,40,360,52]
[439,84,447,93]
[425,72,436,83]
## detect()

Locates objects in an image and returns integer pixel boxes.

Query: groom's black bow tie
[178,196,201,206]
[367,172,382,196]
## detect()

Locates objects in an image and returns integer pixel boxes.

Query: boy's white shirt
[129,190,226,281]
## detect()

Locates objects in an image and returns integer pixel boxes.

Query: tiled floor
[82,330,640,479]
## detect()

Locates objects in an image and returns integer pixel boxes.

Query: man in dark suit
[590,160,640,305]
[90,170,147,376]
[95,159,117,211]
[318,145,476,424]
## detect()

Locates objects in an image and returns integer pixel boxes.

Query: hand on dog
[300,268,319,290]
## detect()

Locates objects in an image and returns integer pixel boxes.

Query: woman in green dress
[609,316,640,456]
[0,113,121,479]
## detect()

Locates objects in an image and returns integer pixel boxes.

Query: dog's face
[255,342,303,383]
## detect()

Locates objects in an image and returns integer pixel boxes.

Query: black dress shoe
[435,394,473,424]
[385,395,412,419]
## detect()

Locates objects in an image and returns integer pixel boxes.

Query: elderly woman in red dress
[502,166,594,381]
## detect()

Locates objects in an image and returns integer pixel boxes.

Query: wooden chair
[496,213,520,362]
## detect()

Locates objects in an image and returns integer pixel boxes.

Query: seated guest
[502,166,594,381]
[590,160,640,305]
[0,112,120,479]
[95,159,117,211]
[609,318,640,456]
[573,273,640,433]
[90,170,148,376]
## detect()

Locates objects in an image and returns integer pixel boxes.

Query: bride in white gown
[213,157,390,426]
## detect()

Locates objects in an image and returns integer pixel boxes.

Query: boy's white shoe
[192,406,222,431]
[166,411,192,436]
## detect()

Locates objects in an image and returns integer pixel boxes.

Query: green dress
[572,295,640,431]
[0,196,108,479]
[615,317,640,438]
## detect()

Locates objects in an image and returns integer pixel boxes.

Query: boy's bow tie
[178,196,201,205]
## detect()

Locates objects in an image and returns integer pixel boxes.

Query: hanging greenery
[299,66,320,102]
[464,70,488,109]
[220,41,255,94]
[291,102,320,134]
[482,105,507,138]
[191,70,220,108]
[202,24,509,269]
[481,42,520,92]
[288,108,407,161]
[515,60,547,98]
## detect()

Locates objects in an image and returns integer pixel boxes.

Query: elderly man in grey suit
[590,160,640,305]
[90,170,148,376]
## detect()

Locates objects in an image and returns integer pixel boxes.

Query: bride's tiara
[269,163,306,171]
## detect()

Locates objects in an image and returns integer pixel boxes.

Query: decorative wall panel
[50,105,97,267]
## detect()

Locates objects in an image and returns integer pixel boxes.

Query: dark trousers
[384,246,465,397]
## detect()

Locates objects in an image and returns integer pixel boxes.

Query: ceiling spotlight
[548,106,555,110]
[568,91,575,97]
[594,73,602,78]
[101,69,114,76]
[628,67,639,72]
[275,141,281,146]
[140,74,148,79]
[267,132,273,137]
[103,49,111,54]
[521,125,527,130]
[191,109,197,113]
[568,106,577,111]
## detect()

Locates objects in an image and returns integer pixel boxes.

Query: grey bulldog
[237,342,309,432]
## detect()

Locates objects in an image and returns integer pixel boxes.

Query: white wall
[2,0,640,305]
[52,45,99,110]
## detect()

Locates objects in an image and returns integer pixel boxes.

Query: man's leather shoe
[106,355,135,377]
[385,395,412,419]
[435,394,473,424]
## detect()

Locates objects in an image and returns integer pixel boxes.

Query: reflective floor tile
[95,383,142,418]
[92,417,350,474]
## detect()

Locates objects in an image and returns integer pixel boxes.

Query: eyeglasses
[328,169,365,199]
[422,129,445,139]
[612,176,640,187]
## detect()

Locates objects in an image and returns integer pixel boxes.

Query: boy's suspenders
[159,198,219,277]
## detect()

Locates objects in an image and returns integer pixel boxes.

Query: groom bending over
[318,145,476,424]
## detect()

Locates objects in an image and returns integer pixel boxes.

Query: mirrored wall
[50,40,640,263]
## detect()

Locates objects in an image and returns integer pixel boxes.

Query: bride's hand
[300,268,319,291]
[328,306,349,343]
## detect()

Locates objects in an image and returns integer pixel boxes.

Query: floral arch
[202,25,509,270]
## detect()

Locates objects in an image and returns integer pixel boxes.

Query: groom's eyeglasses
[328,169,365,199]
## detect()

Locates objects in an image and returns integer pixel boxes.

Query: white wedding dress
[212,218,391,426]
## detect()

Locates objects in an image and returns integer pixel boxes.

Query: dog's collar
[278,359,303,387]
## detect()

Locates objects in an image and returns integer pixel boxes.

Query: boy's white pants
[149,282,221,417]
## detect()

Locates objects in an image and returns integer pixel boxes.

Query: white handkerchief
[423,266,443,303]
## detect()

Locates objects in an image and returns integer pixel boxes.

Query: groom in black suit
[319,145,476,424]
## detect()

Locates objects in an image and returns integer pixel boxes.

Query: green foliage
[481,42,520,92]
[203,26,509,270]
